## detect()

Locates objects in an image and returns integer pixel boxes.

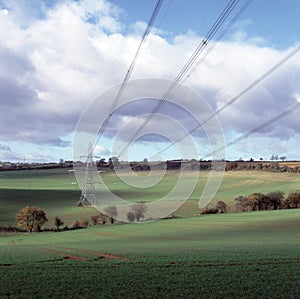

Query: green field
[1,168,300,226]
[1,210,300,298]
[0,169,300,298]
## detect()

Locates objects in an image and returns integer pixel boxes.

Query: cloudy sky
[0,0,300,163]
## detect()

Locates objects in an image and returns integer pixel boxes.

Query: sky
[0,0,300,163]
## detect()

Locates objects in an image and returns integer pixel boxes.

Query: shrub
[91,215,99,225]
[71,220,81,229]
[104,206,118,224]
[127,212,135,222]
[215,201,228,213]
[234,196,250,212]
[282,191,300,208]
[1,225,24,233]
[54,216,64,230]
[266,191,284,210]
[80,218,89,227]
[132,203,147,221]
[247,193,264,211]
[98,213,107,224]
[200,207,218,215]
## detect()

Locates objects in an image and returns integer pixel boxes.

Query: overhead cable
[204,101,300,159]
[157,44,300,155]
[118,0,249,157]
[96,0,165,143]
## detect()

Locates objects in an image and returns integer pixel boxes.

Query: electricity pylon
[79,142,99,207]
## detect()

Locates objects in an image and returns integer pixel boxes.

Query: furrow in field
[32,245,86,261]
[59,247,128,260]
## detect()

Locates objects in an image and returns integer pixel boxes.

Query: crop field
[1,210,300,298]
[1,168,300,226]
[0,168,300,298]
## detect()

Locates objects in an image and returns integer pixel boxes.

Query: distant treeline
[0,161,73,171]
[225,161,300,173]
[1,159,300,173]
[97,159,300,173]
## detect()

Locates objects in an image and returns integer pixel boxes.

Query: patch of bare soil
[34,246,86,261]
[60,247,128,260]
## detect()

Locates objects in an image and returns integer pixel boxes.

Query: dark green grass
[0,189,82,226]
[1,257,299,299]
[1,210,300,298]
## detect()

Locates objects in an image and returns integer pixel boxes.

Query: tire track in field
[59,247,128,260]
[11,239,23,245]
[32,245,86,261]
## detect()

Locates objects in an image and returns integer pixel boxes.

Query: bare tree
[132,203,147,221]
[104,206,118,224]
[54,216,64,230]
[127,212,135,222]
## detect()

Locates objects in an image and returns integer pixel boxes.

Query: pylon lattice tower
[79,142,99,207]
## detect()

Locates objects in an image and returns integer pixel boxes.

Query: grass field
[1,210,300,298]
[1,168,300,226]
[0,168,300,298]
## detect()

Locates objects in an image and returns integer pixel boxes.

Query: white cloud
[93,145,110,156]
[0,0,300,160]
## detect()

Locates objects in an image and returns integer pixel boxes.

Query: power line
[96,0,165,144]
[204,101,300,159]
[207,45,300,123]
[157,43,300,155]
[117,0,250,157]
[155,0,241,109]
[133,0,174,76]
[180,0,253,86]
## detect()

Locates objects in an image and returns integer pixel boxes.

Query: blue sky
[0,0,300,163]
[113,0,300,48]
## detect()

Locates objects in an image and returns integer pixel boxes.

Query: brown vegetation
[15,206,48,233]
[54,216,64,230]
[234,190,299,212]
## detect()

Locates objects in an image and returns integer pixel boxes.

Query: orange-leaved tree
[16,206,48,233]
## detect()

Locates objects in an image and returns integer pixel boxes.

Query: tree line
[201,190,300,215]
[234,190,300,212]
[2,191,299,233]
[98,158,300,173]
[1,202,148,233]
